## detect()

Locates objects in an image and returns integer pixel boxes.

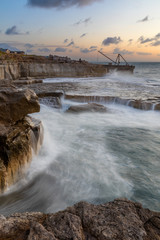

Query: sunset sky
[1,0,160,62]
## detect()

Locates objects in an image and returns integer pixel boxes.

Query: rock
[1,199,160,239]
[0,62,107,81]
[0,116,43,192]
[36,91,63,109]
[0,85,42,192]
[155,103,160,110]
[39,97,62,109]
[37,91,63,98]
[128,100,152,110]
[0,63,20,80]
[13,79,43,85]
[66,103,107,113]
[0,87,40,124]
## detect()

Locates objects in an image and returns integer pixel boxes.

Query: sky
[0,0,160,62]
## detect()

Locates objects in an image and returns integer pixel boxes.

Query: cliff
[0,62,107,80]
[0,86,43,192]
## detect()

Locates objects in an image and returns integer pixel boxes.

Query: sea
[0,62,160,216]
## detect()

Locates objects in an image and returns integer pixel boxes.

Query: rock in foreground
[0,87,40,124]
[67,103,107,113]
[0,199,160,240]
[0,85,43,192]
[0,116,43,192]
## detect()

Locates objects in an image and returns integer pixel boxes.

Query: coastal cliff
[0,86,43,192]
[0,61,107,80]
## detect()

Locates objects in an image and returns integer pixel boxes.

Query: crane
[98,51,129,66]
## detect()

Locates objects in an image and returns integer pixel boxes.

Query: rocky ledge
[66,103,107,113]
[0,86,43,192]
[0,198,160,240]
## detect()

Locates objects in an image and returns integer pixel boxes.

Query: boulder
[66,103,107,113]
[0,87,40,124]
[0,116,43,192]
[0,199,160,239]
[0,85,42,192]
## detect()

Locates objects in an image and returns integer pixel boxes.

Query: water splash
[0,103,160,216]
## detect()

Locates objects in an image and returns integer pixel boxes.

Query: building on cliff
[0,48,25,55]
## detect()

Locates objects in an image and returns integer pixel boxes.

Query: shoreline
[0,198,160,239]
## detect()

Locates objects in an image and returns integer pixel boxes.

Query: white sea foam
[1,64,160,215]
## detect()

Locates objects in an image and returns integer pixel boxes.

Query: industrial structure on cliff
[98,51,135,73]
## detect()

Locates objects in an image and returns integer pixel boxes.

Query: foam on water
[0,102,160,215]
[0,63,160,216]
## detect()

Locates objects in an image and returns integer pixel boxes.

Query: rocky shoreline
[0,64,160,239]
[0,85,43,192]
[1,198,160,239]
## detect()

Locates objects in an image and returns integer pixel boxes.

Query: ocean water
[0,62,160,216]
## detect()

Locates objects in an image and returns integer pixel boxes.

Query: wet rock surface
[28,81,160,111]
[37,91,63,109]
[0,87,40,124]
[39,97,62,109]
[66,103,107,113]
[0,85,43,192]
[1,199,160,240]
[0,116,43,193]
[13,79,43,85]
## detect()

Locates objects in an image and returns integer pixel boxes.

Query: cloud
[55,47,67,52]
[74,17,91,26]
[80,33,87,38]
[113,48,134,55]
[155,33,160,39]
[27,0,102,9]
[136,52,152,55]
[138,36,154,44]
[0,43,20,51]
[38,48,50,52]
[5,25,29,35]
[67,41,74,47]
[80,48,90,53]
[102,37,122,46]
[25,43,34,48]
[128,39,133,45]
[64,38,68,43]
[137,16,149,23]
[83,17,91,24]
[90,46,97,49]
[138,33,160,46]
[26,49,33,53]
[80,47,97,53]
[5,26,20,35]
[151,41,160,46]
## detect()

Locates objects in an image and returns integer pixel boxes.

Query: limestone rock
[0,116,43,192]
[1,199,160,239]
[0,87,40,124]
[0,62,107,81]
[13,79,43,85]
[66,103,107,113]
